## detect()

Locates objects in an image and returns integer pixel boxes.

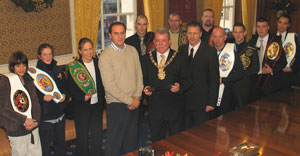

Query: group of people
[0,7,299,156]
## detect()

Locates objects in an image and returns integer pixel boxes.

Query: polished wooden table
[125,88,300,156]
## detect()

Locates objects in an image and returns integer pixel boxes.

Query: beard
[204,21,212,27]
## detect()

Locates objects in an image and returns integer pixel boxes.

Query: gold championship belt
[283,33,297,67]
[149,50,178,80]
[240,46,258,70]
[28,66,63,103]
[4,73,32,118]
[257,34,282,88]
[266,42,280,60]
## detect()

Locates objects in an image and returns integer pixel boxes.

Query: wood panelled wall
[257,0,300,35]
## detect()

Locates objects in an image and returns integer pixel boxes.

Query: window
[96,0,136,51]
[220,0,235,31]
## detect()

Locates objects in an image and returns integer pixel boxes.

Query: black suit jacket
[125,32,154,57]
[142,49,190,120]
[249,34,287,93]
[67,58,105,110]
[178,43,219,111]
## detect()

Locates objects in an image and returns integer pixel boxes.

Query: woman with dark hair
[36,43,69,156]
[67,38,105,156]
[0,51,42,155]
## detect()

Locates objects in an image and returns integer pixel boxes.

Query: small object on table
[229,142,259,156]
[139,146,155,156]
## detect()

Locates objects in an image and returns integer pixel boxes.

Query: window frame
[97,0,137,52]
[220,0,235,31]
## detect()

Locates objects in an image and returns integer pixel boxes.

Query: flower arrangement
[270,0,296,17]
[164,151,188,156]
[11,0,54,13]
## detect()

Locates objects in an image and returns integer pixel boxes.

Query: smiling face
[39,47,53,65]
[13,63,27,77]
[154,33,171,54]
[79,42,93,63]
[187,26,202,47]
[109,24,126,49]
[233,26,246,44]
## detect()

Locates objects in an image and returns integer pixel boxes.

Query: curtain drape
[144,0,164,32]
[204,0,223,26]
[242,0,257,41]
[74,0,101,56]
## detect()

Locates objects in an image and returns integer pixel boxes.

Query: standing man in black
[201,9,220,46]
[211,27,244,118]
[232,23,259,107]
[125,15,154,127]
[178,20,219,128]
[249,18,287,97]
[143,27,190,142]
[125,15,154,59]
[276,15,300,89]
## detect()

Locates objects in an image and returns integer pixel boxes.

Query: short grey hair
[154,27,170,40]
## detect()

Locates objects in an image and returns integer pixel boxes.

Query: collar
[157,49,170,58]
[189,40,201,51]
[110,42,126,52]
[258,34,269,42]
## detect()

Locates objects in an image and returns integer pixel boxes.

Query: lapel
[166,49,174,62]
[192,42,204,61]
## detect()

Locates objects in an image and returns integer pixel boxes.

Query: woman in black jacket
[36,43,69,156]
[67,38,105,156]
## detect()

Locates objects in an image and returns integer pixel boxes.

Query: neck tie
[159,54,165,67]
[140,37,146,56]
[258,39,264,73]
[189,48,194,62]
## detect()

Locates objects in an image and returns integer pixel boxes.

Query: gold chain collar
[149,50,178,69]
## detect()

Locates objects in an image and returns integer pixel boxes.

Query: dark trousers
[74,102,103,156]
[39,117,66,156]
[210,85,236,119]
[105,103,139,156]
[185,109,210,129]
[149,115,184,143]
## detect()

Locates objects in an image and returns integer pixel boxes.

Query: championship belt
[217,43,235,106]
[4,73,32,118]
[27,66,63,103]
[178,28,188,47]
[67,61,96,96]
[257,35,282,88]
[149,50,178,80]
[239,45,258,70]
[283,33,297,67]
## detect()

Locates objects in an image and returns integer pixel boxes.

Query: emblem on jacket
[220,52,232,71]
[267,42,280,60]
[13,90,29,112]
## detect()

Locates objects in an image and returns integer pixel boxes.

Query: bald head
[212,27,227,50]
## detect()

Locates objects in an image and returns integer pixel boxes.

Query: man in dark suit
[125,15,154,127]
[231,23,259,107]
[211,27,244,118]
[276,14,300,88]
[125,15,154,58]
[143,27,190,143]
[178,20,219,128]
[201,8,220,46]
[249,18,287,97]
